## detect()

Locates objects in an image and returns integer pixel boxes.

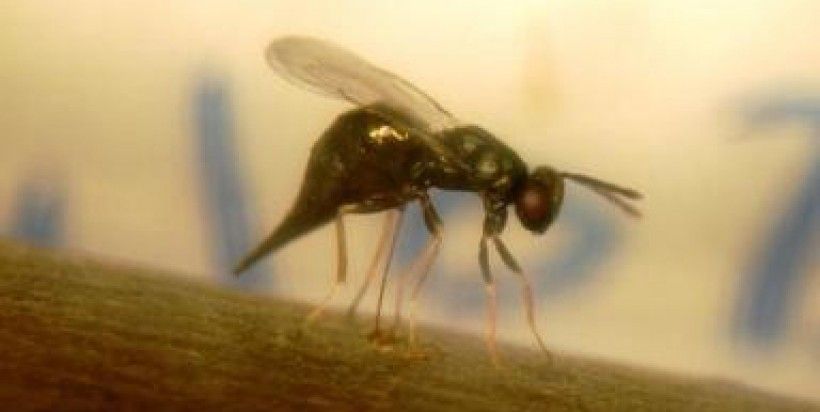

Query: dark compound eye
[515,167,564,234]
[515,182,551,233]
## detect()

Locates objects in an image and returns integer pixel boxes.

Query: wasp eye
[516,184,550,233]
[515,168,564,234]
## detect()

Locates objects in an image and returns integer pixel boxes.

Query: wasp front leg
[479,233,501,367]
[477,195,551,363]
[479,201,507,366]
[491,236,551,358]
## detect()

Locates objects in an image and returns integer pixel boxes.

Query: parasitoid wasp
[235,36,642,363]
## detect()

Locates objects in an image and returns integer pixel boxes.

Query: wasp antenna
[561,172,643,218]
[561,172,643,200]
[588,186,642,218]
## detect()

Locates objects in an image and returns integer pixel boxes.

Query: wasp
[235,36,642,363]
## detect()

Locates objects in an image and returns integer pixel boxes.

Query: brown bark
[0,242,814,411]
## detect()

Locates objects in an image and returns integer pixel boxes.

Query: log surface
[0,242,815,411]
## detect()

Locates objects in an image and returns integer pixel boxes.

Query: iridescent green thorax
[433,125,528,198]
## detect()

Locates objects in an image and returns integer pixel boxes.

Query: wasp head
[514,166,565,234]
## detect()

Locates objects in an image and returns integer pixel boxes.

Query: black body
[233,36,641,362]
[234,107,528,273]
[234,36,641,276]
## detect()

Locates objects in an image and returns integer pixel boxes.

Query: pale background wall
[2,0,818,400]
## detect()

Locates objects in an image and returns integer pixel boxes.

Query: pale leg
[405,196,443,347]
[304,211,349,325]
[347,209,402,318]
[370,207,404,339]
[492,236,550,356]
[479,236,501,367]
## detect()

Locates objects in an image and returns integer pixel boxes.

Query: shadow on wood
[0,242,815,411]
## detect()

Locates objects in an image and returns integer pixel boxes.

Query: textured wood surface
[0,242,816,411]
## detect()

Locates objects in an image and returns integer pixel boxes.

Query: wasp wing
[265,36,465,166]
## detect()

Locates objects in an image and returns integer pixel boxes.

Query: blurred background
[1,0,818,400]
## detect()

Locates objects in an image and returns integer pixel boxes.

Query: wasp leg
[479,235,501,367]
[491,236,551,358]
[304,209,351,325]
[347,209,402,318]
[368,207,405,344]
[401,195,443,349]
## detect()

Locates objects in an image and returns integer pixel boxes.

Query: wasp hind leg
[363,208,405,348]
[346,209,403,319]
[303,207,353,326]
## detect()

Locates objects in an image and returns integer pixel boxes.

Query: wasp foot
[367,328,399,352]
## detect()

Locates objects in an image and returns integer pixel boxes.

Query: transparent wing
[265,36,461,134]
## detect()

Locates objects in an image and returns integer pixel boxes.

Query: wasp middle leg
[391,193,443,348]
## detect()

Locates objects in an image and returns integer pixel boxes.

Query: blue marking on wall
[194,73,272,289]
[534,192,619,296]
[393,188,620,317]
[734,96,820,348]
[392,191,483,316]
[8,172,67,249]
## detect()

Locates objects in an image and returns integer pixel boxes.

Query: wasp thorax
[514,166,565,234]
[477,153,499,177]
